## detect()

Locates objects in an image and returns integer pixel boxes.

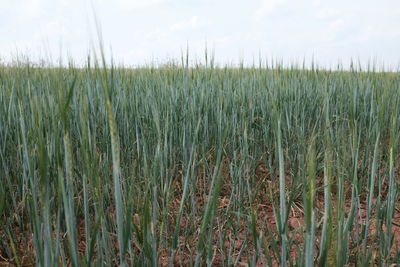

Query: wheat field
[0,58,399,266]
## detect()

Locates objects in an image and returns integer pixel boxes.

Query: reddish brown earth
[1,163,399,266]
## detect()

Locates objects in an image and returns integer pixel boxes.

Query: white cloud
[329,18,344,31]
[254,0,286,21]
[59,0,70,7]
[114,0,163,10]
[315,8,340,20]
[20,0,45,19]
[0,0,399,68]
[170,16,210,32]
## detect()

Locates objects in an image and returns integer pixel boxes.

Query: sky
[0,0,399,68]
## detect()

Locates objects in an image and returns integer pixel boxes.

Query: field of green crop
[0,59,399,266]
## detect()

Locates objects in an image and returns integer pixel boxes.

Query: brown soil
[1,163,399,266]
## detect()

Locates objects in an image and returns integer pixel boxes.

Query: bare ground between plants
[1,163,400,266]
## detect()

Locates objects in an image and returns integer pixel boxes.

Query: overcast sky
[1,0,399,68]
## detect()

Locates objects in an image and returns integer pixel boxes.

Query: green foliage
[0,58,399,266]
